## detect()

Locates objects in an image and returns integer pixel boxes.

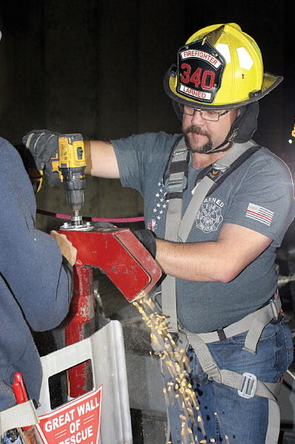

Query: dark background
[0,1,294,155]
[0,1,294,146]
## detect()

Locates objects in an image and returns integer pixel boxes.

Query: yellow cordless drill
[51,134,86,227]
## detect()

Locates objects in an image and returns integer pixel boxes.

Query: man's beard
[184,125,213,154]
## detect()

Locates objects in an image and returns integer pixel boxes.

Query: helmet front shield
[175,40,225,105]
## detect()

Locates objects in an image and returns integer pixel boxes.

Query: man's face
[182,107,239,154]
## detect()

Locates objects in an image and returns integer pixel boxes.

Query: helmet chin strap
[204,140,233,154]
[202,107,247,154]
[203,128,238,154]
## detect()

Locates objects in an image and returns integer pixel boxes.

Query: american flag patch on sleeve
[245,203,274,226]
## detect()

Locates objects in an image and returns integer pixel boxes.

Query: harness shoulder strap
[178,141,261,242]
[164,136,189,201]
[163,137,189,241]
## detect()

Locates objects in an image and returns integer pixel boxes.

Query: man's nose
[191,109,204,124]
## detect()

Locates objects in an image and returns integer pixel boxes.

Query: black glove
[22,130,61,186]
[134,229,157,258]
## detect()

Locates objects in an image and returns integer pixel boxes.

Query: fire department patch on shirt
[246,203,274,226]
[195,199,224,233]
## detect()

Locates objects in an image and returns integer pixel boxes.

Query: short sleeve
[225,149,295,246]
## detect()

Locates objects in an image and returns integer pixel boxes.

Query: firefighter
[24,23,294,444]
[0,26,77,438]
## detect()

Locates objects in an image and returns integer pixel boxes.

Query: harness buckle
[164,176,188,194]
[205,362,222,382]
[269,296,280,322]
[238,372,257,399]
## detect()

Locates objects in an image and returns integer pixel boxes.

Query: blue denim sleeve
[0,138,73,331]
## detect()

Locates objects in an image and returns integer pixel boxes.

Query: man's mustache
[184,125,210,137]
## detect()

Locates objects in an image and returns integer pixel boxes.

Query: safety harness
[160,136,283,443]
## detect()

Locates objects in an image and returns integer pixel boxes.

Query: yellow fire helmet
[164,23,283,110]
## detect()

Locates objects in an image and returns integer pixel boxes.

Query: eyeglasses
[179,104,229,122]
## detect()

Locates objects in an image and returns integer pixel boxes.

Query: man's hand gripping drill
[23,130,86,228]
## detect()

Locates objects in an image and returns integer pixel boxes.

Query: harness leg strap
[186,332,282,444]
[244,297,282,354]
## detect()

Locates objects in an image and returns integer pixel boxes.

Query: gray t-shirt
[112,131,295,333]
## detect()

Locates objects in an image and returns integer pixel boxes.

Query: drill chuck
[61,168,85,211]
